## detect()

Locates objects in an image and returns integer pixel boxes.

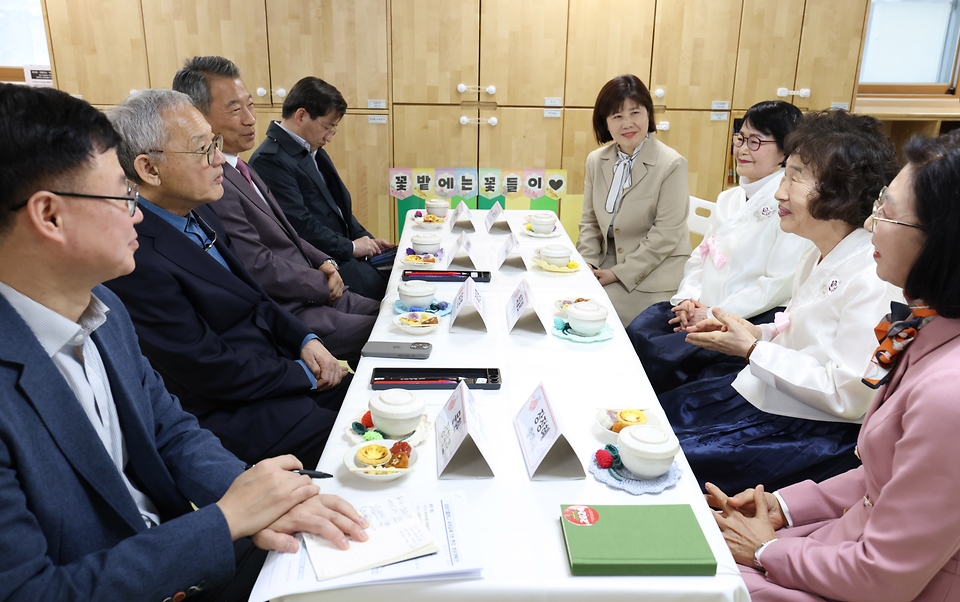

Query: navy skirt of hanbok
[627,302,783,394]
[658,361,862,494]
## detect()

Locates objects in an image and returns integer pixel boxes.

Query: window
[0,0,50,81]
[858,0,960,95]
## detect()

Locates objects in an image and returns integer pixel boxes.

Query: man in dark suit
[105,88,350,468]
[250,76,394,300]
[172,56,379,361]
[0,84,366,602]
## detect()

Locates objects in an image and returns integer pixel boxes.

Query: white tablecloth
[277,210,749,602]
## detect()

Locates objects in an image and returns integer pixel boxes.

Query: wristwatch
[321,258,339,270]
[754,539,776,573]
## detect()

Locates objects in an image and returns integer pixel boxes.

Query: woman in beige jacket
[577,74,691,325]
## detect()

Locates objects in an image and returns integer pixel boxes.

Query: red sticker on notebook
[563,505,599,526]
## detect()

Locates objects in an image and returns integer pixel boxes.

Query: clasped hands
[300,339,347,390]
[217,455,369,554]
[705,482,783,567]
[682,306,763,358]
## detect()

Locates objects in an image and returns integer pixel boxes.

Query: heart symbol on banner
[548,178,564,191]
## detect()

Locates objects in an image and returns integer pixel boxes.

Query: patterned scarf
[862,300,938,389]
[604,139,646,213]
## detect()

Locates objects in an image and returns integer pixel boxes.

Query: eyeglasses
[870,187,924,231]
[192,210,218,252]
[315,119,338,138]
[150,133,224,166]
[9,180,139,216]
[733,133,777,152]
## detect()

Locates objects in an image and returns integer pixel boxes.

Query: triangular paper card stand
[495,232,525,272]
[506,279,548,335]
[448,200,475,233]
[483,201,511,234]
[448,277,488,333]
[436,381,495,479]
[446,231,479,270]
[514,383,584,480]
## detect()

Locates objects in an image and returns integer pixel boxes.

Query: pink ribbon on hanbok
[772,311,791,336]
[698,235,726,269]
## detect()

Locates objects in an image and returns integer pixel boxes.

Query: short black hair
[901,130,960,317]
[742,100,803,153]
[172,56,242,114]
[591,74,657,145]
[281,77,347,120]
[0,84,120,236]
[784,110,899,228]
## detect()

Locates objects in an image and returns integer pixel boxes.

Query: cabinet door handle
[256,88,267,97]
[777,87,810,98]
[459,116,498,126]
[457,83,497,95]
[275,88,287,98]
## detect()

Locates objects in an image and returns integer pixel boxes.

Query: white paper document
[249,493,480,601]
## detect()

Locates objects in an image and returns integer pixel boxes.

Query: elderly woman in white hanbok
[628,101,812,393]
[659,110,902,494]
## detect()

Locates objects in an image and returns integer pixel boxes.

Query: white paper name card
[449,200,475,232]
[484,201,509,233]
[506,279,547,335]
[436,381,494,479]
[496,233,521,270]
[513,383,584,480]
[446,231,478,270]
[449,277,488,333]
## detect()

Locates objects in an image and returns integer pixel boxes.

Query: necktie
[236,159,255,187]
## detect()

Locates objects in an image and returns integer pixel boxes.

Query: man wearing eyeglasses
[172,56,379,362]
[104,89,350,469]
[250,76,394,301]
[0,83,368,602]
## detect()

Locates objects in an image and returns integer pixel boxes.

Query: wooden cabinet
[479,0,567,107]
[392,105,479,168]
[793,0,870,111]
[650,0,742,110]
[478,108,563,167]
[732,0,804,111]
[391,0,480,104]
[559,108,598,195]
[654,111,732,203]
[565,0,656,108]
[733,0,869,112]
[43,0,149,105]
[140,0,271,103]
[266,0,389,109]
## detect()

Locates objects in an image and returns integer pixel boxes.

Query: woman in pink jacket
[707,130,960,601]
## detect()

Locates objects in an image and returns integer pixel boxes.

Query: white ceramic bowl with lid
[537,244,572,267]
[617,424,680,479]
[411,233,442,254]
[397,279,436,309]
[425,199,449,217]
[368,389,426,437]
[565,300,608,336]
[529,212,557,234]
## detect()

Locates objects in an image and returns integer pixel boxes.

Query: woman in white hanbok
[627,101,812,393]
[659,111,902,494]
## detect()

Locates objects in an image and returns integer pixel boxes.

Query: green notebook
[559,504,717,577]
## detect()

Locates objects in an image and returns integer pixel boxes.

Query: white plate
[523,228,561,238]
[554,297,591,315]
[593,409,663,445]
[413,216,445,230]
[393,312,441,334]
[401,253,443,267]
[343,440,419,482]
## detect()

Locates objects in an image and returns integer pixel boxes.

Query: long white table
[274,210,749,602]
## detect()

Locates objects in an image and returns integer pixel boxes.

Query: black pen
[244,464,334,479]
